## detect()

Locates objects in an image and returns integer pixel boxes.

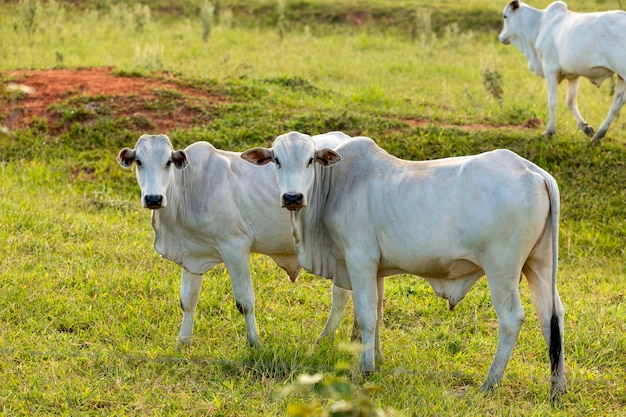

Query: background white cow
[242,132,566,401]
[499,1,626,143]
[117,133,354,349]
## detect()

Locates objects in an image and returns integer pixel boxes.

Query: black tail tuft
[549,313,561,374]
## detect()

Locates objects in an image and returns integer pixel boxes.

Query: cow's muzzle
[144,194,164,210]
[281,193,305,211]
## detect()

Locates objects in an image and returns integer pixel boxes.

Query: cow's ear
[510,0,519,11]
[172,149,188,169]
[241,147,274,166]
[315,148,342,167]
[117,147,136,168]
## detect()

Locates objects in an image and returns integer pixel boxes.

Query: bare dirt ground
[1,67,539,134]
[1,67,221,132]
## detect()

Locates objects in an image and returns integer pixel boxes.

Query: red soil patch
[1,67,224,132]
[2,67,539,134]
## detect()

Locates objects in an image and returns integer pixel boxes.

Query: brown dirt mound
[2,67,539,134]
[1,67,224,133]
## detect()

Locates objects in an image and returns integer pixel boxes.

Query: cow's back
[538,3,626,78]
[321,143,552,279]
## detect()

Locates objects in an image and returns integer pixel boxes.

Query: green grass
[1,0,626,415]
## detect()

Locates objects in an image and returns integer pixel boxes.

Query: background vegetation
[1,0,625,415]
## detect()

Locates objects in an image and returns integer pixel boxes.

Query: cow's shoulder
[182,141,242,181]
[545,1,568,15]
[183,141,215,161]
[312,131,352,149]
[173,141,219,180]
[541,1,569,28]
[333,136,387,166]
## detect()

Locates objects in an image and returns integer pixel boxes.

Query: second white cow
[242,131,566,401]
[117,133,354,349]
[499,1,626,143]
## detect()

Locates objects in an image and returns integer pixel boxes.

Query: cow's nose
[282,193,304,210]
[144,194,164,209]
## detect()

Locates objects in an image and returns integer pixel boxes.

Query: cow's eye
[166,160,172,168]
[136,159,142,167]
[275,158,281,168]
[307,157,314,167]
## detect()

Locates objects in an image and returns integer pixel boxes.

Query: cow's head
[241,131,341,211]
[498,1,521,45]
[117,134,188,209]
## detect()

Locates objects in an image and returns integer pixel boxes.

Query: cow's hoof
[176,337,193,350]
[360,369,374,378]
[550,387,565,407]
[582,124,595,137]
[542,130,555,138]
[479,380,498,392]
[590,130,607,145]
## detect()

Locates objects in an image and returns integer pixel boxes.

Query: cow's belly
[380,252,482,280]
[379,256,484,308]
[560,64,614,85]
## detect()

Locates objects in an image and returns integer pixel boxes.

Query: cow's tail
[543,172,563,388]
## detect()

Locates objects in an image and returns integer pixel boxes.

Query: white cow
[242,131,566,401]
[117,133,355,349]
[499,1,626,143]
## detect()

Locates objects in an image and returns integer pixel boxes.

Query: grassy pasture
[1,0,626,415]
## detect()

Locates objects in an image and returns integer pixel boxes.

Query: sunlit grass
[1,1,625,415]
[2,1,626,144]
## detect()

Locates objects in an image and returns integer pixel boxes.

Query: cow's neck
[152,166,194,236]
[518,5,544,77]
[289,168,340,280]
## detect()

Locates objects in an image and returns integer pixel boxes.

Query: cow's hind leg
[318,262,362,343]
[592,75,626,143]
[178,268,204,347]
[566,78,594,137]
[318,284,351,340]
[523,257,566,403]
[481,268,525,391]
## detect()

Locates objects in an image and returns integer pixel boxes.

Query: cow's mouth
[282,203,303,211]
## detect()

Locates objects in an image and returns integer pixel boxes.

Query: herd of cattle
[115,1,626,404]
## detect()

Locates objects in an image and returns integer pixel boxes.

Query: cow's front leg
[593,75,626,143]
[566,77,594,137]
[221,248,261,347]
[543,72,560,137]
[178,268,204,347]
[346,258,380,375]
[374,276,385,363]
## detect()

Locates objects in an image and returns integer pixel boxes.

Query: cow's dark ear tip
[511,0,520,10]
[241,148,273,166]
[172,149,189,169]
[315,148,341,167]
[117,147,135,168]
